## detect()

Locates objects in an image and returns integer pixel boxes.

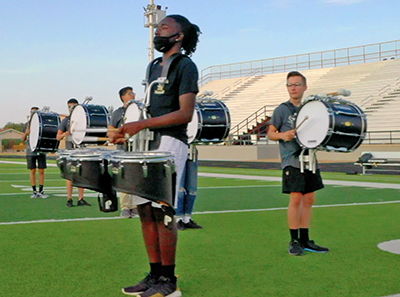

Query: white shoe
[38,192,49,198]
[30,192,40,198]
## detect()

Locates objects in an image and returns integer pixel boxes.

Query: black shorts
[282,166,324,194]
[27,154,47,170]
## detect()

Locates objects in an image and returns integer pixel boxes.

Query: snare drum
[295,95,367,152]
[108,151,176,207]
[67,149,117,196]
[29,111,60,152]
[187,99,231,144]
[56,149,75,180]
[69,104,110,145]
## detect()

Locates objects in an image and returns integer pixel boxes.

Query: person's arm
[21,128,29,141]
[111,92,196,142]
[267,124,296,142]
[56,129,70,141]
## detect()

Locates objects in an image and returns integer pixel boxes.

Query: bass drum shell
[187,99,231,144]
[29,111,60,153]
[108,151,176,207]
[295,96,367,152]
[69,104,110,145]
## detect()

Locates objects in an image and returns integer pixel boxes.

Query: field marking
[1,199,399,226]
[0,160,58,167]
[199,172,400,189]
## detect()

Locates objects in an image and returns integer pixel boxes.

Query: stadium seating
[200,58,400,135]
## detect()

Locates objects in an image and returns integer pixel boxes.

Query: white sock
[183,215,191,224]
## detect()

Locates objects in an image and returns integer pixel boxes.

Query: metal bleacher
[199,40,400,141]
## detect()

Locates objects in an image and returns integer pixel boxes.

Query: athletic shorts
[282,166,324,194]
[26,154,47,170]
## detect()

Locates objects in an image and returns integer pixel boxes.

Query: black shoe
[77,199,91,206]
[185,219,203,229]
[302,240,329,253]
[288,239,304,256]
[122,273,158,296]
[66,199,73,207]
[140,276,181,297]
[176,220,186,231]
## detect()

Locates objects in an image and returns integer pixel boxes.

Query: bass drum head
[187,108,199,144]
[124,101,141,124]
[29,113,40,151]
[69,105,87,145]
[296,100,330,149]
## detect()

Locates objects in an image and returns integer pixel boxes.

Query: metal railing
[199,40,400,86]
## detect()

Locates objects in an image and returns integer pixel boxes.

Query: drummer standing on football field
[268,71,329,256]
[21,107,49,198]
[108,86,139,218]
[110,14,201,297]
[56,98,89,207]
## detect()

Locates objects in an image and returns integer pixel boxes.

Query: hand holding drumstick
[280,116,309,142]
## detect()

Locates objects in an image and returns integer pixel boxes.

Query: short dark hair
[119,87,133,102]
[168,15,201,56]
[67,98,79,105]
[30,106,39,111]
[287,71,307,85]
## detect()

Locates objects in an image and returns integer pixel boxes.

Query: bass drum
[187,99,231,144]
[29,111,60,153]
[69,104,110,145]
[295,95,367,152]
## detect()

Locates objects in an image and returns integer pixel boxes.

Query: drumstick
[294,116,309,131]
[82,136,126,142]
[71,128,119,133]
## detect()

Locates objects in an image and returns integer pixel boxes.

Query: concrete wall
[197,144,400,162]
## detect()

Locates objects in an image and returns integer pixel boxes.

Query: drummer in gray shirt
[108,86,138,218]
[56,98,89,207]
[268,71,328,256]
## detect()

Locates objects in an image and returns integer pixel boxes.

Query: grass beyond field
[0,159,399,297]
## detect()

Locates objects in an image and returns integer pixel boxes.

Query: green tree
[2,122,25,132]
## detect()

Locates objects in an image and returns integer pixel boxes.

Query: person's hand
[64,131,71,138]
[281,129,296,142]
[109,121,146,144]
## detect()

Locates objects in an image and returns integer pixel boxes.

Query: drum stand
[299,149,318,173]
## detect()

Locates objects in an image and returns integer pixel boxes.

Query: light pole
[144,0,167,61]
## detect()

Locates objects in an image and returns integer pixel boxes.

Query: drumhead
[187,107,200,144]
[29,113,40,151]
[70,105,87,145]
[296,100,330,149]
[124,101,141,124]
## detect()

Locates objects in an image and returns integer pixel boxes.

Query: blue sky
[1,0,399,127]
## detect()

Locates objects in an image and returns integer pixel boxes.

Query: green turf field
[0,159,399,297]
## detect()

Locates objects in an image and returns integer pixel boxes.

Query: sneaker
[288,239,304,256]
[185,219,203,229]
[77,199,91,206]
[176,220,186,231]
[139,276,181,297]
[302,240,329,253]
[66,199,74,207]
[121,209,132,218]
[39,191,49,198]
[130,208,139,217]
[122,273,158,296]
[30,192,40,198]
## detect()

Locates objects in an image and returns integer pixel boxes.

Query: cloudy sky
[1,0,399,127]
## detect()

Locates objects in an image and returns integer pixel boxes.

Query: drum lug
[163,163,171,177]
[111,163,124,178]
[142,162,148,178]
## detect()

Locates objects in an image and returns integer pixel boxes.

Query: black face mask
[154,33,180,53]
